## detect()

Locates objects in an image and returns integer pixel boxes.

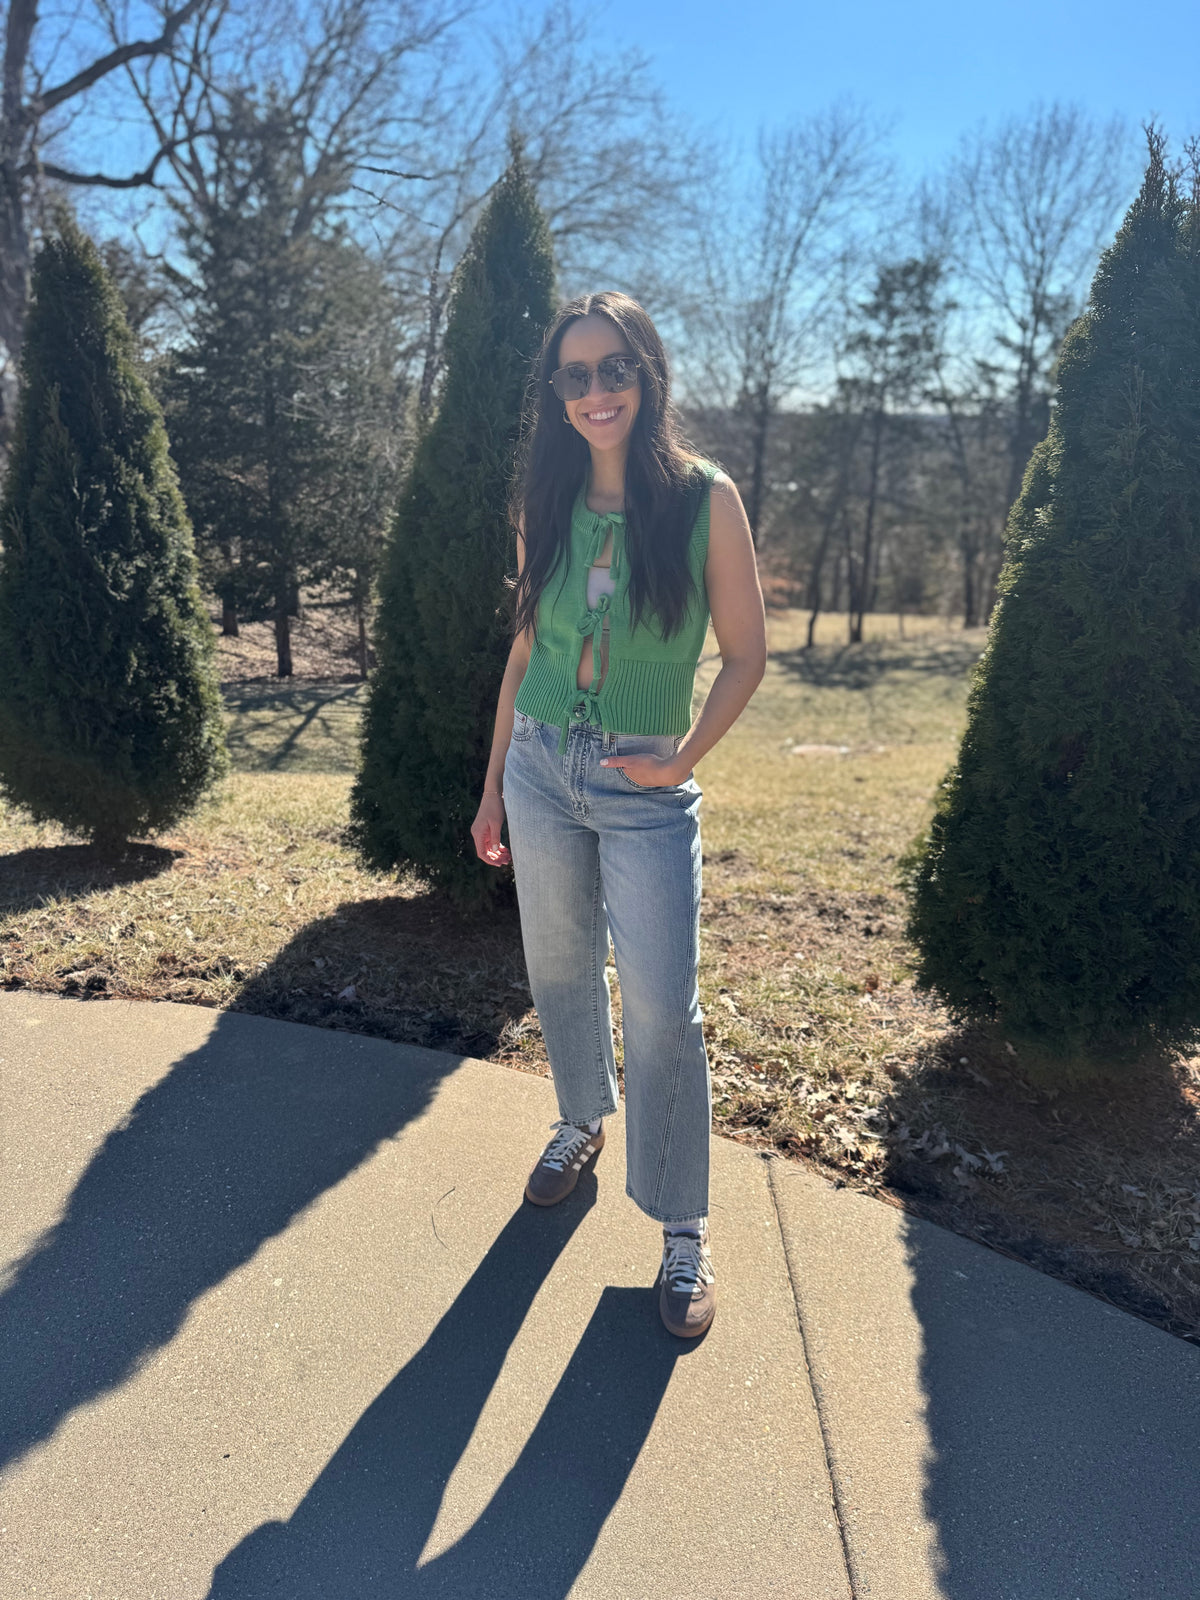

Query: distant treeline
[0,1,1151,665]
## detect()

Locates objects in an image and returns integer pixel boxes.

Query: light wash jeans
[502,709,710,1224]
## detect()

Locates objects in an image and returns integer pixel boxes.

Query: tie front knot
[576,593,611,634]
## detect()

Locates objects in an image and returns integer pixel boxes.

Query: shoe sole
[523,1128,605,1207]
[659,1301,716,1339]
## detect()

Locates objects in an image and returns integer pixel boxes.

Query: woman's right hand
[471,793,511,867]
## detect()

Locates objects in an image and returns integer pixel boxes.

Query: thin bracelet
[484,789,503,796]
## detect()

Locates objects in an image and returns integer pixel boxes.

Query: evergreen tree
[164,95,393,672]
[904,134,1200,1078]
[0,218,227,848]
[349,144,555,907]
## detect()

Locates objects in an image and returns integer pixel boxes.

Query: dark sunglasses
[549,355,641,403]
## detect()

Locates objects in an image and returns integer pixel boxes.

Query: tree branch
[26,142,192,188]
[36,0,207,115]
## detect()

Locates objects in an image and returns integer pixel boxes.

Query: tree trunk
[356,593,369,679]
[0,0,36,448]
[417,253,447,418]
[961,544,978,630]
[804,510,840,651]
[745,382,770,547]
[851,406,886,645]
[221,597,239,637]
[865,533,883,615]
[274,611,293,678]
[274,577,293,677]
[90,823,129,858]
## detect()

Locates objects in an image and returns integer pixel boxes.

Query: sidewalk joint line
[766,1155,863,1600]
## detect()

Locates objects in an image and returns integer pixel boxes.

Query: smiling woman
[469,290,768,1338]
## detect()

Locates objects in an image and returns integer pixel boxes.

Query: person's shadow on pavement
[209,1174,682,1599]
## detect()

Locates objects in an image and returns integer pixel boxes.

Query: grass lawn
[3,607,1200,1345]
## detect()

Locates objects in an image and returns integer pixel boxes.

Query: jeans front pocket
[510,709,535,742]
[612,731,686,791]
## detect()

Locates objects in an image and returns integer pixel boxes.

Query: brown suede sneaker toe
[658,1221,716,1337]
[524,1119,605,1207]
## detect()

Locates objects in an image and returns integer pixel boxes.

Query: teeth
[588,408,619,422]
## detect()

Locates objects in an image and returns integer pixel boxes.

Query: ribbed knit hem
[514,649,697,744]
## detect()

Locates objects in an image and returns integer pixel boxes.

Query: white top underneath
[587,563,616,611]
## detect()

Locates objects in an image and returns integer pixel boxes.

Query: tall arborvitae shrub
[0,219,227,847]
[904,134,1200,1079]
[349,145,555,907]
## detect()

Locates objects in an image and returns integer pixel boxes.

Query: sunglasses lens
[599,357,638,392]
[551,365,590,402]
[551,358,639,403]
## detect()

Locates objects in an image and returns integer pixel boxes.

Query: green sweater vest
[514,462,718,756]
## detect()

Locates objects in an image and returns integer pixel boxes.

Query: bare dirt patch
[214,599,367,685]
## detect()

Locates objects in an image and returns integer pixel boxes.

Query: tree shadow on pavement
[209,1178,682,1599]
[0,1003,457,1475]
[0,841,179,918]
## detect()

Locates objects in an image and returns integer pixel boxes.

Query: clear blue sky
[491,0,1199,175]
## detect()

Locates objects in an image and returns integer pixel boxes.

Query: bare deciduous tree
[835,257,946,643]
[945,101,1134,516]
[355,0,711,419]
[0,0,224,435]
[120,0,460,234]
[680,102,890,543]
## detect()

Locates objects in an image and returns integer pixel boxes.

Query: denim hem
[624,1180,709,1226]
[551,1098,619,1126]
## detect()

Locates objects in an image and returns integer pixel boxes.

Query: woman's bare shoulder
[707,469,746,514]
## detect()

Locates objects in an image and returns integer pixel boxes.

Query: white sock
[574,1117,601,1135]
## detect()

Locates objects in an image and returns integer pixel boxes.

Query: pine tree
[349,144,555,907]
[904,134,1200,1079]
[163,95,377,673]
[0,218,227,848]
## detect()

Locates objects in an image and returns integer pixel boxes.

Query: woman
[471,291,766,1337]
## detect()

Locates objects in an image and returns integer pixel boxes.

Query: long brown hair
[508,291,715,642]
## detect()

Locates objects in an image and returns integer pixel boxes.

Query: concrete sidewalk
[1,990,1198,1598]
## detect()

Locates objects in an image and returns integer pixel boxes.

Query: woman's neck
[586,447,627,511]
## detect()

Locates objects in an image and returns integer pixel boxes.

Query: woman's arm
[471,529,533,866]
[603,471,766,786]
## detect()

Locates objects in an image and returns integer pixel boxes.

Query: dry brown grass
[4,605,1200,1345]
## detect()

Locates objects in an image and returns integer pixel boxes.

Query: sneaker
[658,1220,716,1338]
[524,1118,605,1207]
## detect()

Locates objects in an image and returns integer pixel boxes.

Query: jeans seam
[590,852,611,1113]
[648,828,700,1215]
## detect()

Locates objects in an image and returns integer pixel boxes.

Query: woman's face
[556,313,642,457]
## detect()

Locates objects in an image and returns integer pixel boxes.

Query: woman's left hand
[600,754,687,787]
